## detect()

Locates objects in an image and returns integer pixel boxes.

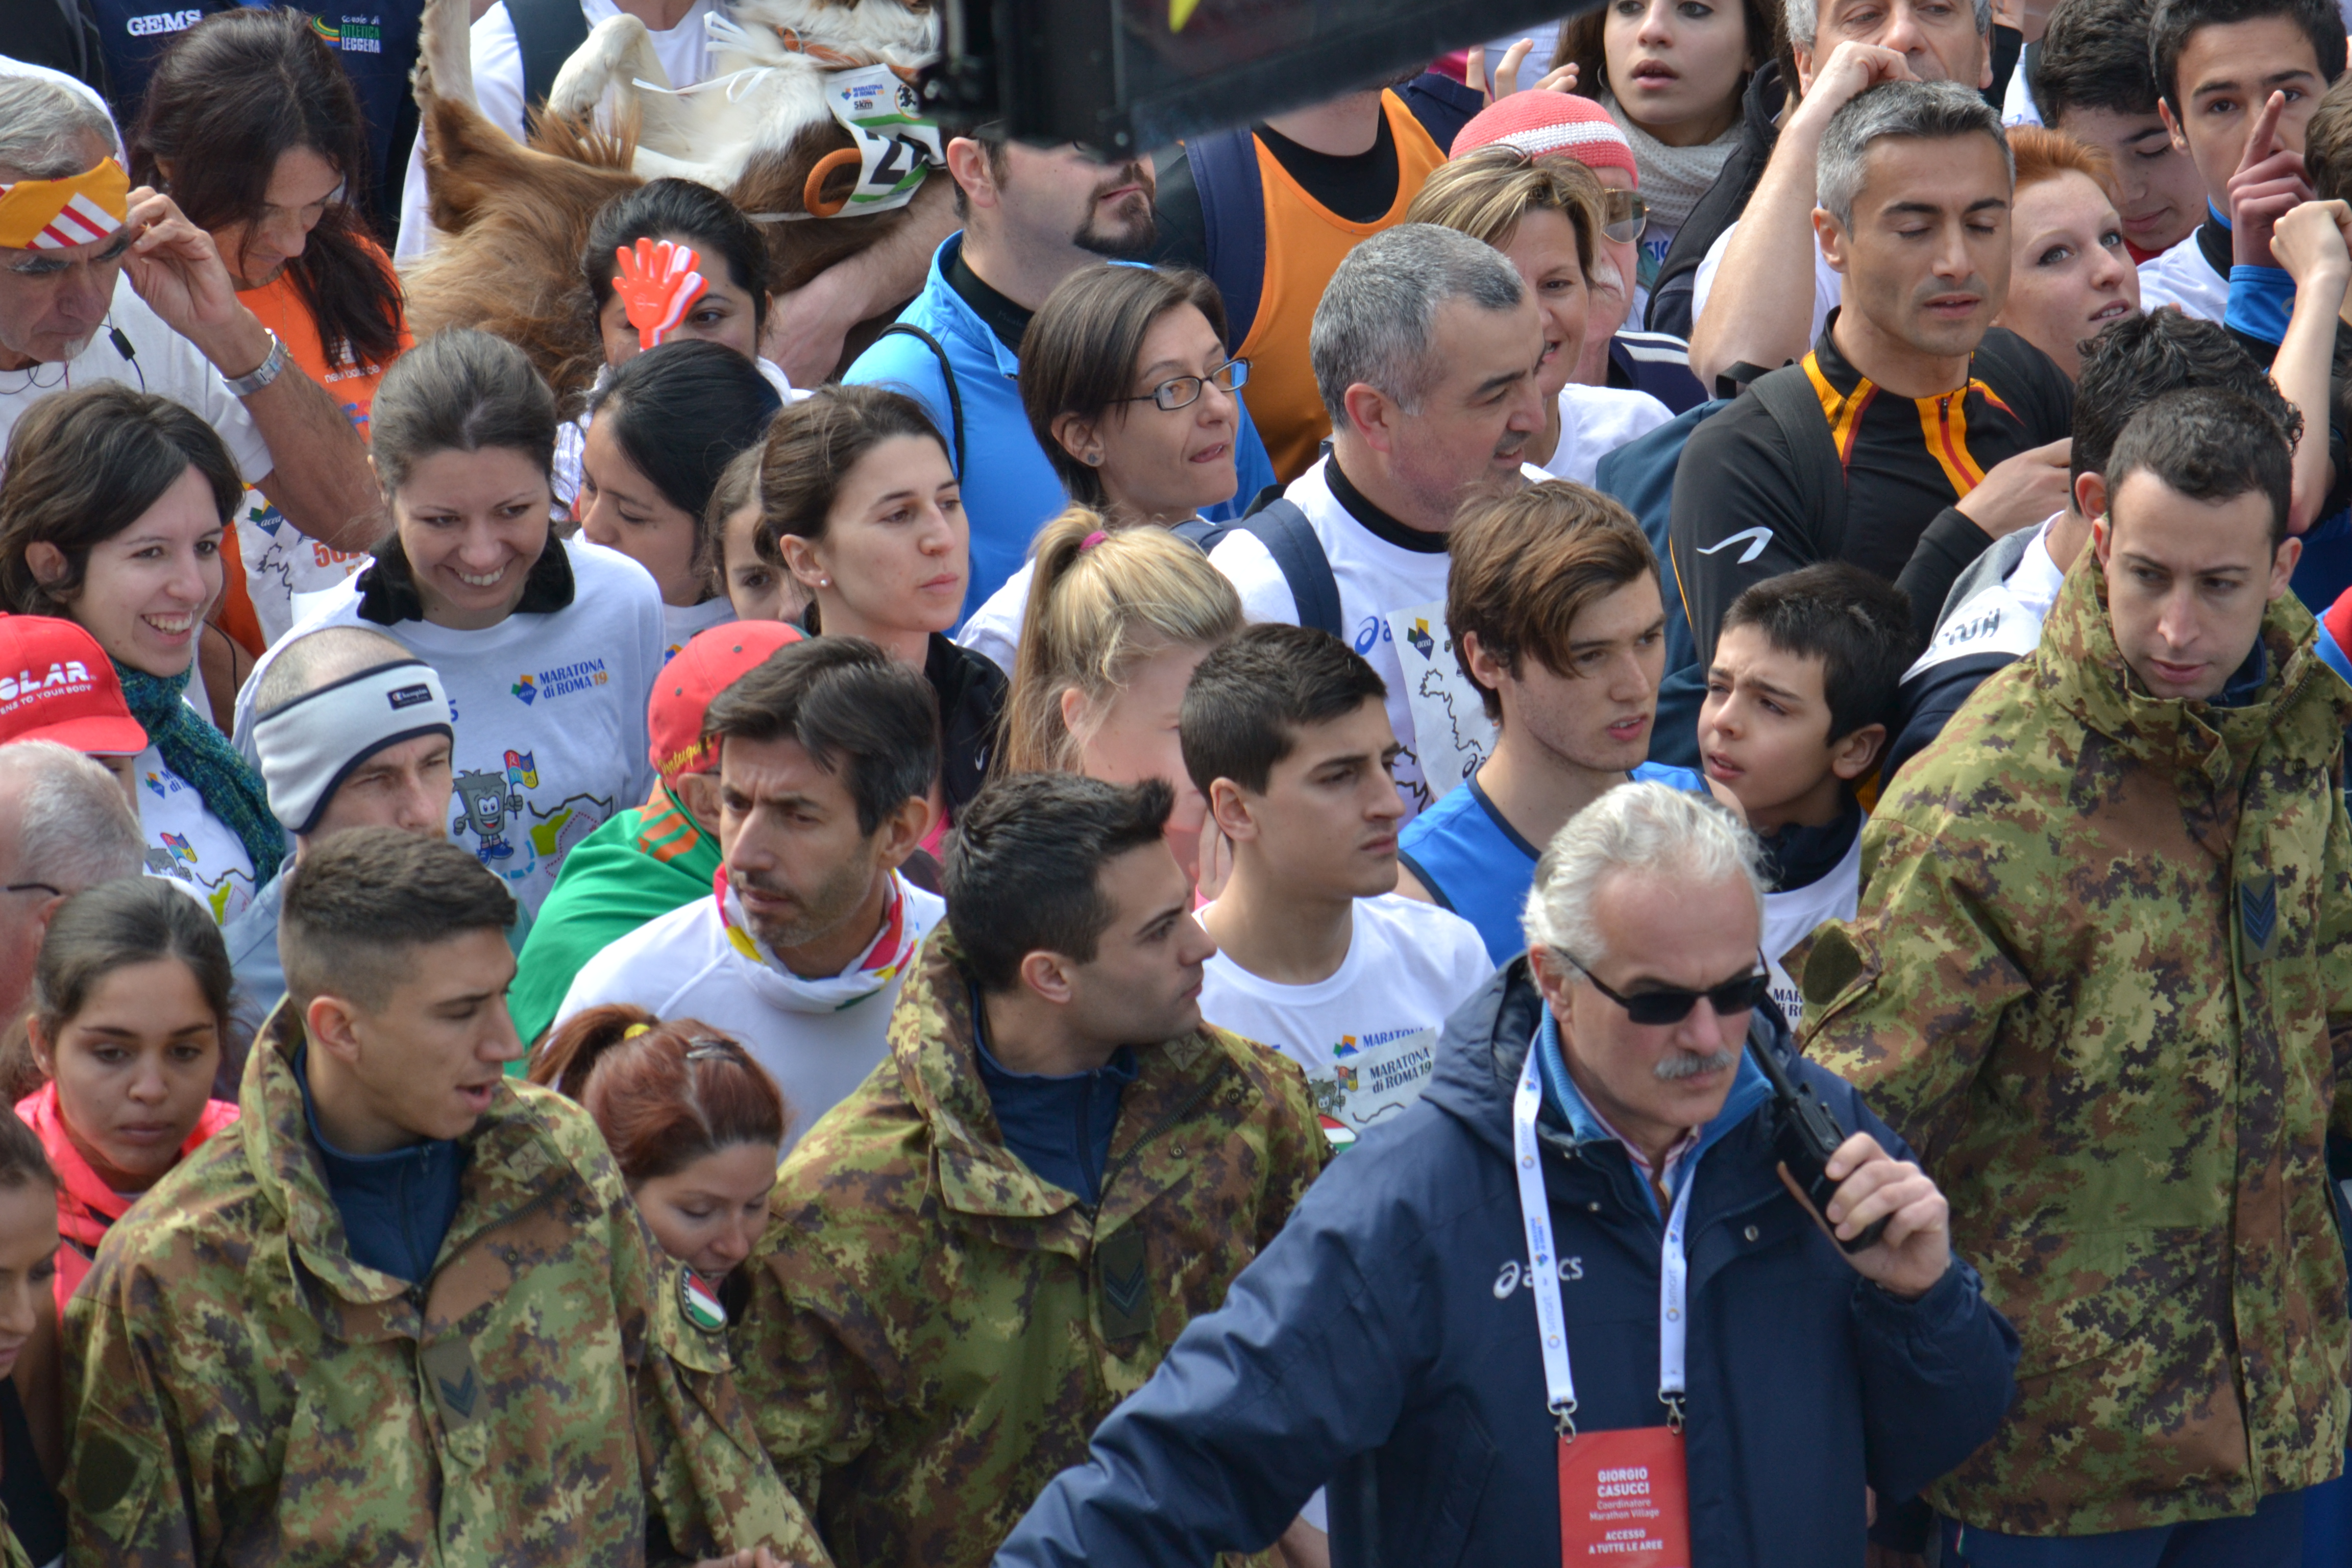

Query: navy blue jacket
[996,961,2020,1568]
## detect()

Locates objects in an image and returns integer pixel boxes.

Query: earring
[1084,452,1103,466]
[819,576,831,587]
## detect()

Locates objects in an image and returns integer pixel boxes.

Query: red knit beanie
[1452,93,1640,186]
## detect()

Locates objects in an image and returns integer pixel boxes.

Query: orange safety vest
[1235,90,1448,482]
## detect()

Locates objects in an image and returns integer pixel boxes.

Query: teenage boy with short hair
[2028,0,2211,260]
[1699,563,1916,1024]
[63,827,813,1565]
[735,772,1325,1568]
[1396,481,1707,962]
[2137,0,2344,322]
[1184,625,1491,1147]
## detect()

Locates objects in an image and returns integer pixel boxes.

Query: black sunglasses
[1560,950,1769,1026]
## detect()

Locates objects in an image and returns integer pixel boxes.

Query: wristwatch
[222,329,287,398]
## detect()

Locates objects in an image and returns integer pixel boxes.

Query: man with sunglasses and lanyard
[991,780,2019,1568]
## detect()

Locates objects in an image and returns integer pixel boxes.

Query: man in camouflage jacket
[59,831,815,1567]
[1802,389,2352,1546]
[734,775,1328,1568]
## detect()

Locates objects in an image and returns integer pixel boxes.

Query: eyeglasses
[1559,950,1769,1025]
[1,881,62,899]
[1600,189,1649,246]
[1114,357,1250,412]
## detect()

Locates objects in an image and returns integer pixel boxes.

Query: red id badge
[1557,1425,1692,1566]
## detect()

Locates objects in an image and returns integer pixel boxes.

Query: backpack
[508,0,591,112]
[878,322,966,476]
[1171,504,1343,641]
[1594,367,1847,768]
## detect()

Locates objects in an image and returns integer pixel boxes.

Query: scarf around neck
[715,864,918,1013]
[1601,90,1742,235]
[115,659,286,884]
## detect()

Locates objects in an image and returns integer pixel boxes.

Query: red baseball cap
[649,621,804,783]
[0,615,147,755]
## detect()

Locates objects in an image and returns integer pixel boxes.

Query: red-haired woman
[532,1004,789,1303]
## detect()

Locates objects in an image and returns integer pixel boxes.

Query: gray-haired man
[1208,220,1546,817]
[0,78,377,553]
[1670,80,2078,665]
[991,780,2017,1568]
[0,740,142,1047]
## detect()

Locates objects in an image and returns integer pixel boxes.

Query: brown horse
[402,0,932,399]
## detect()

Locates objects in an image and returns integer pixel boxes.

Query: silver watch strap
[223,329,287,398]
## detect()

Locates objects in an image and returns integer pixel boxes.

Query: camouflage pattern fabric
[1802,553,2352,1535]
[0,1505,28,1568]
[60,1001,819,1566]
[733,924,1328,1568]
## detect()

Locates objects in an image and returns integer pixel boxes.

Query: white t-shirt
[135,734,265,925]
[0,278,272,484]
[2001,62,2042,127]
[1693,219,1844,353]
[1197,893,1491,1140]
[1761,832,1861,1030]
[1540,384,1676,485]
[2136,228,2228,323]
[955,556,1032,675]
[1210,456,1547,818]
[552,879,946,1152]
[233,538,665,918]
[395,0,717,259]
[663,596,737,660]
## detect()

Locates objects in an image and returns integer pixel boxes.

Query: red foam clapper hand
[615,237,706,349]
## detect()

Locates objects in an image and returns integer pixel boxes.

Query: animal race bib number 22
[823,65,943,214]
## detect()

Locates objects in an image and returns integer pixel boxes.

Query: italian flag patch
[1318,1114,1357,1154]
[680,1269,726,1334]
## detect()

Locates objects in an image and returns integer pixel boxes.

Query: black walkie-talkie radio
[1749,1034,1888,1255]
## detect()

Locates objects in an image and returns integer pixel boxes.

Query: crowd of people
[2,0,2352,1562]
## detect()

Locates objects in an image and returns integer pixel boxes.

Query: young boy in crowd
[1395,482,1708,963]
[1183,625,1493,1152]
[1698,564,1916,1026]
[2139,0,2343,323]
[2029,0,2213,262]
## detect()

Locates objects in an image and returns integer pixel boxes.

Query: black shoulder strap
[879,323,964,477]
[1187,129,1268,348]
[508,0,593,112]
[1170,502,1341,640]
[1749,365,1848,561]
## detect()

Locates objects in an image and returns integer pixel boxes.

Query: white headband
[253,660,453,835]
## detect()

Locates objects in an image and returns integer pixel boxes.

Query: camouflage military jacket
[734,926,1327,1568]
[60,1003,819,1566]
[1803,555,2352,1535]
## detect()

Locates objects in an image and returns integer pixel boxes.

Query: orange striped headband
[0,158,129,251]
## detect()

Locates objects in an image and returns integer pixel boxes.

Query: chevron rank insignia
[419,1337,483,1431]
[1096,1226,1152,1341]
[680,1268,727,1335]
[2241,873,2279,966]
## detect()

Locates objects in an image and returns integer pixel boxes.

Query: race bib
[1558,1426,1691,1566]
[820,65,944,215]
[1389,600,1494,804]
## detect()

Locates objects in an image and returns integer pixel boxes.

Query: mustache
[1654,1048,1738,1082]
[1088,162,1149,203]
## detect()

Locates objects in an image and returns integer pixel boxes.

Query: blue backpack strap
[1186,130,1267,348]
[1238,501,1341,640]
[1174,504,1338,638]
[878,323,964,478]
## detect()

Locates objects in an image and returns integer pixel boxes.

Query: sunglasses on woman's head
[1559,950,1769,1025]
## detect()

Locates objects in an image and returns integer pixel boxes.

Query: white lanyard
[1513,1045,1692,1438]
